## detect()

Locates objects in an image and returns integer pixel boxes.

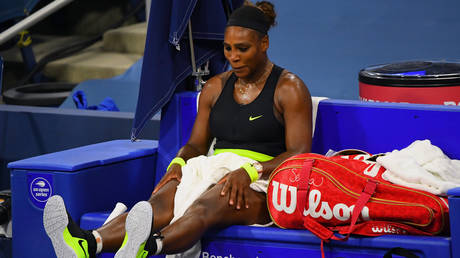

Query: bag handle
[297,159,341,241]
[302,179,378,241]
[297,158,344,241]
[296,159,314,215]
[345,179,378,236]
[383,247,420,258]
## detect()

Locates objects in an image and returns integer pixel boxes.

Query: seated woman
[43,1,313,257]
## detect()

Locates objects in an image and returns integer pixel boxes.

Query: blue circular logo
[30,177,52,203]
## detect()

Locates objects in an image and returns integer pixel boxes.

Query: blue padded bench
[9,92,460,257]
[78,92,460,257]
[80,214,451,257]
[8,140,159,258]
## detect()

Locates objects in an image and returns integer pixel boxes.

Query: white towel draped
[167,152,270,258]
[377,140,460,195]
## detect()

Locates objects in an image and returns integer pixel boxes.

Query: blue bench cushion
[8,140,157,171]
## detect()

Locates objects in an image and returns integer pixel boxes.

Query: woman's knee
[148,180,178,205]
[185,197,224,228]
[148,195,173,218]
[147,181,178,227]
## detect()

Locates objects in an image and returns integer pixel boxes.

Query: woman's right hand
[153,164,183,194]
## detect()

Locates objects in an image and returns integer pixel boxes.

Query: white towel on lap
[377,140,460,195]
[166,152,270,258]
[172,152,268,222]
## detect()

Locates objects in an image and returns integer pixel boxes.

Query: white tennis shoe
[115,201,153,258]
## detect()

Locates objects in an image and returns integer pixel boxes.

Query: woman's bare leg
[159,183,270,254]
[97,180,179,252]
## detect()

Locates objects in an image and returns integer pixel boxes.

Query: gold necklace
[237,63,273,94]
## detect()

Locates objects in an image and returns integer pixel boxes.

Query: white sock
[92,230,103,254]
[154,237,163,255]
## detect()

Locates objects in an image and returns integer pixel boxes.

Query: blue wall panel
[0,105,161,190]
[312,100,460,157]
[268,0,460,100]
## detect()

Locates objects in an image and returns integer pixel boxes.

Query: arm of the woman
[153,75,224,193]
[220,72,312,208]
[259,72,313,174]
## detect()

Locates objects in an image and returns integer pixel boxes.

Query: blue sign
[27,173,53,209]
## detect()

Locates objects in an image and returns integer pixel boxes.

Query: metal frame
[0,0,74,46]
[187,21,209,91]
[0,56,3,94]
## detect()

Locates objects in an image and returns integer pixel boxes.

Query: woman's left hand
[219,168,252,210]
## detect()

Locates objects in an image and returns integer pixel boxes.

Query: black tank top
[209,64,286,157]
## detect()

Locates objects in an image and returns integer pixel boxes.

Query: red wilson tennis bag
[267,152,449,242]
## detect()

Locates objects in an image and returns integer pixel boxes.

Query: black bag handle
[383,247,420,258]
